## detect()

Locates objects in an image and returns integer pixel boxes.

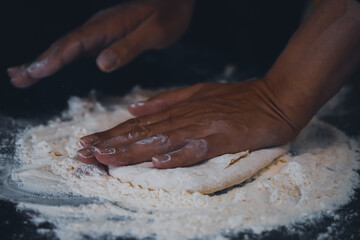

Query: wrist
[261,0,360,132]
[259,75,316,133]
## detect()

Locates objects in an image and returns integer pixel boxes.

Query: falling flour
[3,87,360,240]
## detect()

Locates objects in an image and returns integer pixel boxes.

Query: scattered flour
[2,87,360,240]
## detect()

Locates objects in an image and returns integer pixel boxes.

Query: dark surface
[0,0,359,239]
[0,0,306,100]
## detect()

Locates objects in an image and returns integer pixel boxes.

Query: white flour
[5,87,360,240]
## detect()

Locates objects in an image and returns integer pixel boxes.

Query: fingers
[8,4,152,87]
[9,24,106,87]
[128,84,204,116]
[79,111,172,148]
[92,127,195,166]
[78,125,232,170]
[93,117,195,151]
[152,134,229,169]
[7,65,26,78]
[77,148,100,164]
[7,64,38,88]
[96,12,160,72]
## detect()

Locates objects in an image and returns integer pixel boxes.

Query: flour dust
[0,86,359,240]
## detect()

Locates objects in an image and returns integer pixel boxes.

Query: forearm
[264,0,360,130]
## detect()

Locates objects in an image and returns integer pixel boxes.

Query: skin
[77,80,298,168]
[8,0,360,168]
[7,0,194,87]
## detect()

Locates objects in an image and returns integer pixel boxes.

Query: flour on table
[3,87,360,240]
[109,146,287,194]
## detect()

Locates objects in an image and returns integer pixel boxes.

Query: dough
[7,87,360,240]
[109,146,287,194]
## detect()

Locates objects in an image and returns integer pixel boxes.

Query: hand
[77,79,302,169]
[7,0,194,87]
[79,0,360,169]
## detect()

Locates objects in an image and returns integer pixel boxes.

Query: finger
[7,64,38,88]
[96,32,150,72]
[79,111,172,147]
[7,65,27,78]
[96,10,163,72]
[10,26,106,88]
[80,118,146,147]
[92,115,194,149]
[128,84,204,117]
[152,133,229,169]
[77,147,100,164]
[92,126,196,166]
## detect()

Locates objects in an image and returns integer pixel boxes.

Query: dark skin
[8,0,194,87]
[77,80,297,168]
[8,0,360,168]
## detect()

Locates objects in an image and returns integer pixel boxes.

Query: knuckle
[194,139,209,153]
[185,139,209,161]
[129,125,150,139]
[135,134,168,146]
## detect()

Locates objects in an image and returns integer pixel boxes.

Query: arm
[265,0,360,130]
[77,0,360,168]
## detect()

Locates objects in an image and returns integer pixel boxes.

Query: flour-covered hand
[8,0,194,87]
[77,79,304,168]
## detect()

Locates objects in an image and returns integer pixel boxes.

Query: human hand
[77,79,304,168]
[7,0,194,87]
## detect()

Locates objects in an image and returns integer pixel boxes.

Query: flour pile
[7,87,360,239]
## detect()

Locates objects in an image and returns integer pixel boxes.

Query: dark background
[1,1,360,240]
[0,0,306,118]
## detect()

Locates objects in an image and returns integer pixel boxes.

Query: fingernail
[9,65,27,78]
[97,51,119,72]
[80,135,99,146]
[7,68,17,80]
[10,67,32,87]
[152,154,171,163]
[130,101,145,108]
[93,147,116,155]
[77,148,94,158]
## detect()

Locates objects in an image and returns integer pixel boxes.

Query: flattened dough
[109,146,288,194]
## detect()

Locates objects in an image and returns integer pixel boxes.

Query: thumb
[128,83,204,117]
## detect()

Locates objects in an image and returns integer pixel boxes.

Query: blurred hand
[77,79,302,169]
[7,0,194,87]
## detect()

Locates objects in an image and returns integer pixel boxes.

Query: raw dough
[109,146,287,194]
